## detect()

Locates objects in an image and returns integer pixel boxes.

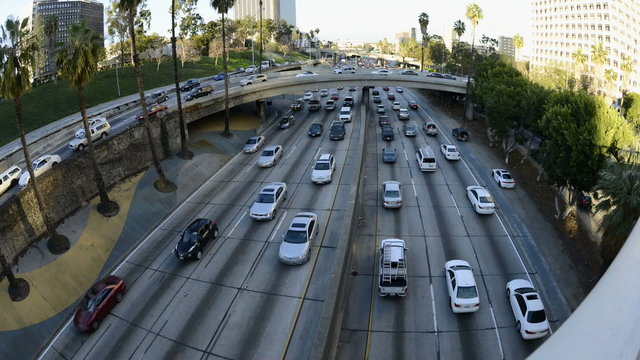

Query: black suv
[180,79,200,91]
[330,121,345,140]
[173,218,219,261]
[184,84,213,101]
[382,125,395,141]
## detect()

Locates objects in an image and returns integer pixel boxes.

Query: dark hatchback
[452,127,470,141]
[291,98,303,111]
[174,218,219,261]
[308,123,323,137]
[180,79,200,91]
[382,125,395,141]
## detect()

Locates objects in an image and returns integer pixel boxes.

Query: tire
[101,132,107,140]
[196,250,202,260]
[91,320,100,331]
[213,228,219,239]
[115,291,123,302]
[284,191,288,200]
[51,162,58,167]
[506,288,510,298]
[78,144,84,151]
[271,209,277,220]
[516,321,521,332]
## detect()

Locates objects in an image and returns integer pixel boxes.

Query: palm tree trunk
[221,13,232,138]
[78,86,119,217]
[172,0,193,160]
[14,97,69,254]
[0,251,29,301]
[127,11,176,193]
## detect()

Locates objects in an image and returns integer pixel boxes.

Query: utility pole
[258,0,263,74]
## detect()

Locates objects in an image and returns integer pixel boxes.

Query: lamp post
[258,0,263,74]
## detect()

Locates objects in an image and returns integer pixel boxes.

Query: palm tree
[620,54,634,94]
[594,162,640,266]
[0,18,69,300]
[591,42,609,93]
[418,12,429,71]
[513,34,524,60]
[56,21,119,217]
[453,20,465,43]
[464,3,483,122]
[117,0,176,192]
[603,68,617,97]
[210,0,235,138]
[171,0,194,160]
[43,14,58,79]
[572,48,588,76]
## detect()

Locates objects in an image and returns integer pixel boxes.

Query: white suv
[69,120,111,151]
[339,107,352,122]
[240,74,267,86]
[0,165,22,195]
[311,154,336,184]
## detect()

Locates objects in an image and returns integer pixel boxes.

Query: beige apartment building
[531,0,640,98]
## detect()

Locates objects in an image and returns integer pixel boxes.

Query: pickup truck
[378,239,408,296]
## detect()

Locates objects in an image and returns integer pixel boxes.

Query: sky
[1,0,532,51]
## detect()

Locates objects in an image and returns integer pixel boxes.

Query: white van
[0,165,22,195]
[339,107,352,122]
[416,147,437,171]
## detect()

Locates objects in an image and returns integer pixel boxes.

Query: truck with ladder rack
[378,239,408,296]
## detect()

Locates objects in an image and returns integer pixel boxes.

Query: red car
[74,275,126,332]
[409,101,418,110]
[382,86,390,91]
[330,93,339,100]
[137,104,168,121]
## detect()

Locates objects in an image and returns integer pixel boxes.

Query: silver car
[257,145,283,167]
[279,212,319,265]
[250,182,287,220]
[243,136,265,153]
[382,181,402,208]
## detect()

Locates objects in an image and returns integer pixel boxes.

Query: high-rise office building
[531,0,639,97]
[498,36,515,59]
[31,0,104,79]
[233,0,297,26]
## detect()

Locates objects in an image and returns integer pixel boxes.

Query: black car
[308,99,321,111]
[349,86,356,91]
[180,79,200,91]
[146,91,169,105]
[279,115,295,129]
[382,125,394,141]
[308,123,323,137]
[330,122,345,140]
[373,95,382,103]
[372,89,380,96]
[387,93,396,100]
[291,98,303,111]
[452,127,469,141]
[174,218,219,261]
[184,84,213,101]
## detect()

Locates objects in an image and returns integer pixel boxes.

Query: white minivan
[339,107,352,122]
[416,147,437,171]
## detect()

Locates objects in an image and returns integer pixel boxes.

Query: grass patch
[0,50,308,147]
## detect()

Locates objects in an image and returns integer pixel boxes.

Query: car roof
[468,185,489,195]
[383,181,401,190]
[186,218,209,231]
[318,153,332,161]
[263,145,280,151]
[261,182,285,192]
[289,212,317,229]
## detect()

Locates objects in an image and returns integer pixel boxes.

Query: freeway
[39,86,364,359]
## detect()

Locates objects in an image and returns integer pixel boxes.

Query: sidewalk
[0,108,268,360]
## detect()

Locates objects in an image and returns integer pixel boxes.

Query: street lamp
[258,0,263,74]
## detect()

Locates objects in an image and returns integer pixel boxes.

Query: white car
[296,71,318,77]
[249,182,287,220]
[396,87,404,93]
[445,260,480,313]
[382,181,402,208]
[311,153,336,184]
[398,109,410,120]
[303,92,313,101]
[243,135,265,153]
[245,65,256,74]
[392,101,401,110]
[376,105,386,114]
[69,120,111,151]
[371,69,392,75]
[0,165,22,195]
[440,144,460,160]
[320,89,329,97]
[240,74,267,86]
[257,145,283,167]
[279,212,319,265]
[492,169,516,188]
[466,185,495,214]
[333,68,344,74]
[18,154,62,189]
[506,279,550,340]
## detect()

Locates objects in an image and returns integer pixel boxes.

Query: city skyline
[1,0,532,49]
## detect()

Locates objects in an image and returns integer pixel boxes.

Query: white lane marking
[430,283,438,333]
[450,194,461,216]
[38,148,245,359]
[411,178,417,197]
[269,210,287,242]
[461,159,480,185]
[245,161,257,173]
[489,305,506,359]
[495,214,533,284]
[227,210,247,238]
[403,148,408,161]
[314,147,322,161]
[285,145,297,159]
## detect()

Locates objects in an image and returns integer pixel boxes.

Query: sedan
[440,144,460,160]
[403,123,417,137]
[373,95,382,104]
[311,153,335,184]
[382,148,397,163]
[376,105,386,114]
[173,218,219,260]
[398,109,410,120]
[250,182,287,220]
[387,93,396,100]
[371,69,392,75]
[325,100,336,111]
[180,79,200,91]
[427,72,444,78]
[372,89,380,95]
[240,74,267,86]
[382,181,402,208]
[425,122,438,135]
[258,145,283,167]
[408,101,418,110]
[382,86,390,91]
[349,86,357,91]
[492,169,516,188]
[290,98,303,111]
[308,123,323,137]
[279,212,319,265]
[296,71,318,77]
[378,115,390,127]
[330,93,339,100]
[320,89,329,97]
[18,154,62,189]
[73,275,126,332]
[137,104,168,121]
[466,185,495,214]
[146,91,169,104]
[279,115,295,130]
[396,87,404,93]
[303,92,313,101]
[242,135,265,153]
[212,73,226,81]
[506,279,550,340]
[400,70,419,76]
[392,101,401,110]
[452,127,470,141]
[445,260,480,313]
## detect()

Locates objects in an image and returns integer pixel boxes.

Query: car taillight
[454,303,461,308]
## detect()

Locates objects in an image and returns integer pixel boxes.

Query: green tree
[512,34,523,60]
[211,0,236,138]
[465,3,483,49]
[398,38,420,63]
[376,38,393,55]
[56,21,119,217]
[622,92,640,127]
[428,39,450,67]
[604,68,618,97]
[418,12,429,71]
[0,17,70,300]
[620,54,634,95]
[118,0,176,192]
[591,42,609,93]
[594,162,640,266]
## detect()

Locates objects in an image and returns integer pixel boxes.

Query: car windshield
[405,126,415,131]
[385,190,400,198]
[262,150,274,156]
[256,193,275,203]
[527,309,547,323]
[479,195,494,203]
[280,118,290,124]
[502,173,513,180]
[179,232,199,246]
[315,162,330,170]
[284,229,307,244]
[447,148,457,153]
[331,126,342,132]
[246,138,257,145]
[79,294,97,312]
[457,285,478,299]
